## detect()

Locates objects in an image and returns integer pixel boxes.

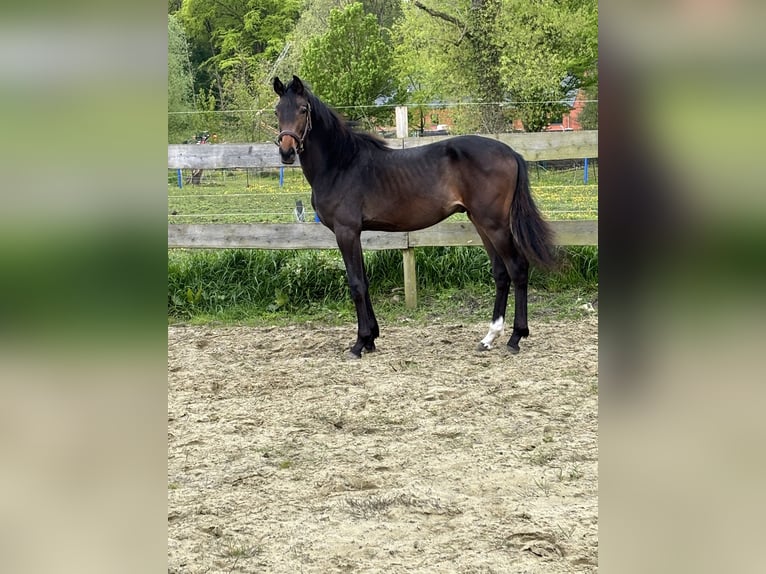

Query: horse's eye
[301,106,308,114]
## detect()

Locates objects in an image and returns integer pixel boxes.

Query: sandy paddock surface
[168,315,598,573]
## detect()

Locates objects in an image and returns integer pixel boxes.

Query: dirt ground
[168,315,598,573]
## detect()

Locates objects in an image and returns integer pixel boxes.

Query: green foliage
[364,0,403,29]
[171,0,597,135]
[178,0,301,113]
[392,2,465,104]
[415,247,490,291]
[300,3,395,119]
[168,248,401,319]
[392,0,598,132]
[500,0,598,131]
[578,85,598,130]
[168,245,597,321]
[465,0,506,132]
[530,246,598,291]
[280,0,402,82]
[395,0,508,131]
[168,14,195,142]
[180,0,301,64]
[274,0,338,81]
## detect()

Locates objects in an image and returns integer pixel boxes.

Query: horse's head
[273,75,312,164]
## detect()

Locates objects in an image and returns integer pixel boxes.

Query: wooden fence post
[395,106,408,139]
[402,247,417,309]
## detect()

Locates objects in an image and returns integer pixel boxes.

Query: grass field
[168,161,598,224]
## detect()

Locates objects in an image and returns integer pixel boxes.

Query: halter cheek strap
[275,102,312,153]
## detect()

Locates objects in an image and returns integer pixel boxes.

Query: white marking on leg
[480,316,504,349]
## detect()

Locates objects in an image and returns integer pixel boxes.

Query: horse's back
[353,135,518,232]
[443,134,518,161]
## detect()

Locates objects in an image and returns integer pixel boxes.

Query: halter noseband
[275,102,312,154]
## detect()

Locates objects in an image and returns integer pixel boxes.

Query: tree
[391,2,463,131]
[407,0,508,132]
[500,0,598,131]
[277,0,401,83]
[578,84,598,130]
[168,14,195,142]
[465,0,506,132]
[170,0,598,136]
[178,0,301,108]
[300,2,395,121]
[398,0,598,132]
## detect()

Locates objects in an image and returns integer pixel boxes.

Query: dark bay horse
[273,75,556,358]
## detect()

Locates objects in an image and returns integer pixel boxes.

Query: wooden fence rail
[168,220,597,309]
[167,220,596,251]
[168,131,598,308]
[168,130,598,169]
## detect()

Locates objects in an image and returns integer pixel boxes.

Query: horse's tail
[510,151,557,269]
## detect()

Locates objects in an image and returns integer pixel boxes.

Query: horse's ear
[273,77,285,96]
[292,75,304,96]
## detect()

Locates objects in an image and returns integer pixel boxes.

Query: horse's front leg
[335,226,378,358]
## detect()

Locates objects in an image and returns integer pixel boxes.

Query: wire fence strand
[168,161,598,224]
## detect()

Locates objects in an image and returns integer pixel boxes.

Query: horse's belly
[364,201,464,232]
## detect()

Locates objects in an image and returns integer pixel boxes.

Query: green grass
[168,246,597,324]
[168,163,597,223]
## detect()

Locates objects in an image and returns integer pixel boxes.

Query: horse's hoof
[346,349,362,360]
[507,344,520,355]
[364,343,376,353]
[476,342,491,352]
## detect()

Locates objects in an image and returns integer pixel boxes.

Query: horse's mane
[286,79,389,164]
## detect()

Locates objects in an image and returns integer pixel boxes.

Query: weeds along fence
[168,130,598,309]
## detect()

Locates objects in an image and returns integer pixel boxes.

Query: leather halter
[275,102,312,154]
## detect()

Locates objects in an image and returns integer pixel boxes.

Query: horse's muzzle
[279,146,296,165]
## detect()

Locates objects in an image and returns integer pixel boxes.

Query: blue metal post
[279,166,284,187]
[583,158,589,184]
[177,169,183,188]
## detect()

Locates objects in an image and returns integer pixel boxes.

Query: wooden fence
[168,130,598,168]
[168,131,598,309]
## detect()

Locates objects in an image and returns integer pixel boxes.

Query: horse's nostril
[280,148,296,164]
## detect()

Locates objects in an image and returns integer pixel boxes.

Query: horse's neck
[299,145,323,185]
[300,124,344,184]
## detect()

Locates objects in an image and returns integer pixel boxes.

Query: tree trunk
[414,0,506,133]
[467,0,505,133]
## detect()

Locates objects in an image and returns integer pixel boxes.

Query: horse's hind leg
[505,246,530,354]
[472,225,510,351]
[473,222,530,353]
[478,251,511,351]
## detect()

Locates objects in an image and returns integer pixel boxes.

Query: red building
[543,89,588,131]
[426,88,589,134]
[379,89,591,136]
